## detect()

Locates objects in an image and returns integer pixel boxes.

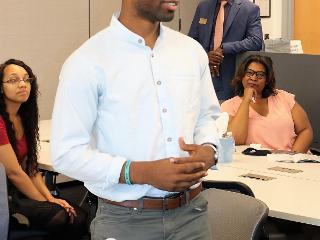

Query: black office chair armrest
[310,148,320,156]
[202,180,255,197]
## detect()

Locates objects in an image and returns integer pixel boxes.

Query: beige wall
[90,0,121,36]
[180,0,200,34]
[0,0,89,119]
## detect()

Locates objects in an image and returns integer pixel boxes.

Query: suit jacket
[189,0,263,100]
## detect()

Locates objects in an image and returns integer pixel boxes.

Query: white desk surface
[205,167,320,226]
[38,120,73,183]
[38,142,54,171]
[206,146,320,226]
[38,119,53,171]
[39,141,73,183]
[39,119,51,142]
[222,146,320,182]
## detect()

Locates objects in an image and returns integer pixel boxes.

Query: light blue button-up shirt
[51,14,221,201]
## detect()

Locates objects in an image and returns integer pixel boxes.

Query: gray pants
[90,193,212,240]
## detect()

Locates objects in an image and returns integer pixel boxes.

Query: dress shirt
[51,14,221,201]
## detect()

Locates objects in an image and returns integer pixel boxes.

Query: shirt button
[162,108,167,113]
[151,53,154,57]
[138,39,143,44]
[167,137,172,142]
[157,81,162,85]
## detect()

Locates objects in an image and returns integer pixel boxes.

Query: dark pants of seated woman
[9,196,88,240]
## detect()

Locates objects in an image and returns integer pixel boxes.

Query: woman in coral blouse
[0,59,86,239]
[221,55,313,152]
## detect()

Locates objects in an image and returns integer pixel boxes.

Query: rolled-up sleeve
[51,55,126,191]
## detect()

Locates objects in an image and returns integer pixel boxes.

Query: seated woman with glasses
[221,55,313,153]
[0,59,87,239]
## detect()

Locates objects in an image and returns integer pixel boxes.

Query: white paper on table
[267,153,320,163]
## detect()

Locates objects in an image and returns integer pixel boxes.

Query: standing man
[189,0,263,101]
[51,0,221,239]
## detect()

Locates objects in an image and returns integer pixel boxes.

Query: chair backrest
[202,180,255,197]
[0,162,9,240]
[203,188,269,240]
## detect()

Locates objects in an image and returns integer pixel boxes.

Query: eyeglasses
[245,69,266,80]
[2,77,34,85]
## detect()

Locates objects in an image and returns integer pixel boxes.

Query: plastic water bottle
[219,132,235,163]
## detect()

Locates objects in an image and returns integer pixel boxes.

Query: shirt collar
[110,12,166,47]
[220,0,233,6]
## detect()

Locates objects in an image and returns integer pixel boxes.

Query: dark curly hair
[0,59,39,176]
[232,55,277,98]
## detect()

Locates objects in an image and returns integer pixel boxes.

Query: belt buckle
[162,197,169,211]
[162,192,181,210]
[181,190,190,206]
[161,189,192,210]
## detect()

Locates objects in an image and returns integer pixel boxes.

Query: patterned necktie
[213,0,228,50]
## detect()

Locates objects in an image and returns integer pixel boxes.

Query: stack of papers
[290,40,303,54]
[267,153,320,163]
[264,39,290,53]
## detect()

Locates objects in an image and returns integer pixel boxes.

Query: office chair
[310,147,320,156]
[0,162,9,240]
[40,169,60,197]
[8,208,49,240]
[203,188,269,240]
[9,228,48,240]
[202,180,255,197]
[80,189,98,230]
[0,162,48,240]
[202,180,289,240]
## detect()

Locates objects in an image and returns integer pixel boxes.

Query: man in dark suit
[189,0,263,100]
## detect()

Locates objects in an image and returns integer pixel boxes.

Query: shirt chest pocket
[168,74,199,112]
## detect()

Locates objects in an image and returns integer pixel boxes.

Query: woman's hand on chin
[243,87,257,103]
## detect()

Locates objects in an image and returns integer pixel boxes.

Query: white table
[38,142,53,171]
[38,120,73,183]
[39,119,51,142]
[206,146,320,226]
[38,119,54,171]
[224,146,320,182]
